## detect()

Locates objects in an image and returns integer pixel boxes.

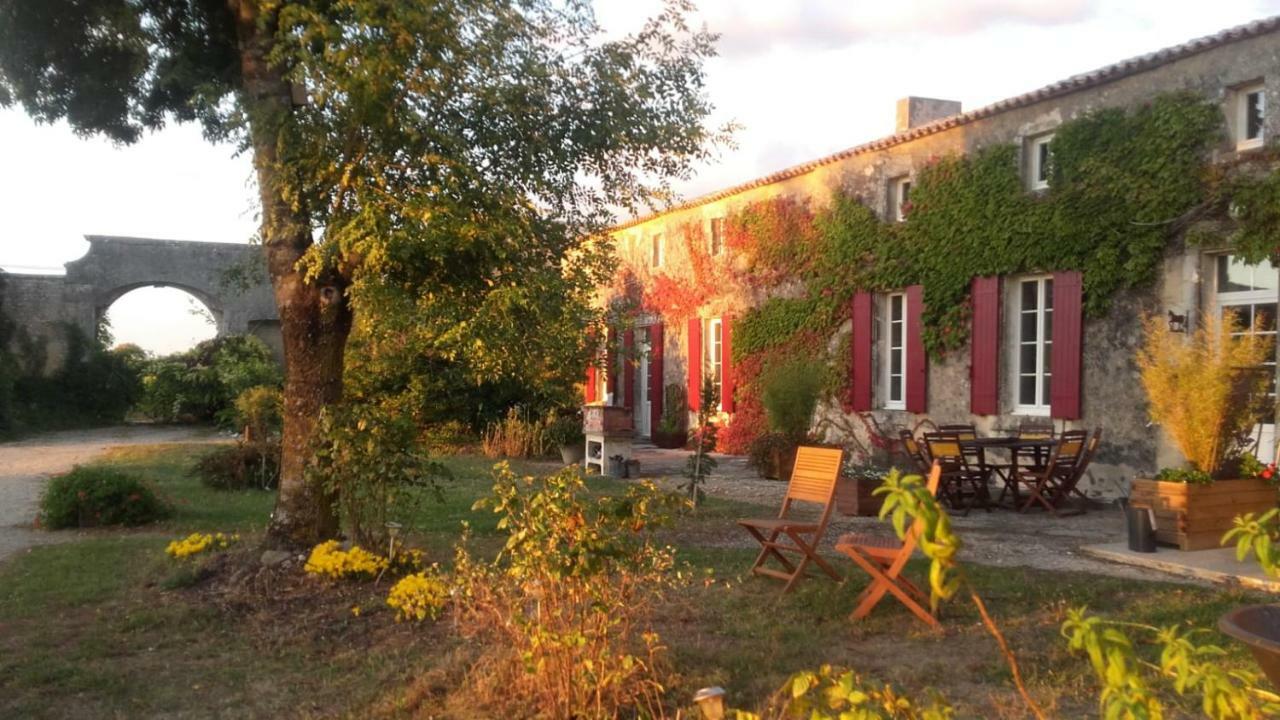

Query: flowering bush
[165,532,240,560]
[386,569,450,622]
[303,540,389,580]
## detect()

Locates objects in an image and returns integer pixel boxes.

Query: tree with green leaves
[0,0,721,546]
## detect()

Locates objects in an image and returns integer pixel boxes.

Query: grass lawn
[0,443,1270,718]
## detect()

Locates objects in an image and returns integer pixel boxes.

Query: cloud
[705,0,1099,57]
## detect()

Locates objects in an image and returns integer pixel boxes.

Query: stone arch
[98,280,227,334]
[1,235,280,374]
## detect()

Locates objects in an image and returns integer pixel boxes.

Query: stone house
[591,17,1280,496]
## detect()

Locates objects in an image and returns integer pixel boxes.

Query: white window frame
[1236,82,1266,151]
[1014,276,1053,415]
[889,176,911,222]
[705,318,724,411]
[651,233,664,268]
[882,292,907,410]
[1028,133,1054,191]
[708,217,725,256]
[1216,254,1279,461]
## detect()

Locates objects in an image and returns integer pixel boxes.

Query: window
[705,318,723,409]
[651,234,664,267]
[1218,254,1279,432]
[1016,277,1053,413]
[1218,254,1279,294]
[1028,133,1053,190]
[883,293,906,409]
[889,176,911,222]
[708,218,725,256]
[1236,83,1266,150]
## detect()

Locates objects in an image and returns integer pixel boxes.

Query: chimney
[895,96,962,133]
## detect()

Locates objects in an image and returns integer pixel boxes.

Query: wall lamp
[1167,310,1187,333]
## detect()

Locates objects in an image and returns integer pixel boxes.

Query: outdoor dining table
[957,436,1061,509]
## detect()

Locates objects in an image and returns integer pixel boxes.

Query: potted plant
[651,383,688,449]
[749,359,823,481]
[836,462,892,516]
[547,412,585,466]
[1131,311,1276,550]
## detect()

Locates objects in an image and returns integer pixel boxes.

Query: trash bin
[607,455,627,478]
[1127,505,1156,553]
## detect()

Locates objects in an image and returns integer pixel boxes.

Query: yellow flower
[303,540,389,580]
[351,605,361,617]
[386,569,450,622]
[165,532,240,560]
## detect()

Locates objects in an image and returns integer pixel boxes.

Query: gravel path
[0,425,224,563]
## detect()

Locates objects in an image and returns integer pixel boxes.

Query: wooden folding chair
[836,463,943,629]
[1012,430,1087,515]
[1057,428,1102,506]
[738,446,845,593]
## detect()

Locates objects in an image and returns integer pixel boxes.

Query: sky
[3,0,1280,353]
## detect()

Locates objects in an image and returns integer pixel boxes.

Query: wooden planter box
[836,476,886,517]
[1130,477,1276,551]
[583,405,633,434]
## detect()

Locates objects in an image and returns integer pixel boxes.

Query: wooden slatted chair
[836,462,943,629]
[1056,428,1102,507]
[738,446,845,593]
[1012,430,1088,515]
[923,432,990,514]
[898,429,931,475]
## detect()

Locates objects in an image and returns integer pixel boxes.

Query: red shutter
[622,329,635,410]
[687,317,702,412]
[585,364,597,403]
[850,292,873,412]
[722,316,735,413]
[649,323,664,433]
[970,276,1000,415]
[905,285,928,413]
[1050,270,1084,420]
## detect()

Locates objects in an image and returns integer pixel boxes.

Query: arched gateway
[1,236,279,373]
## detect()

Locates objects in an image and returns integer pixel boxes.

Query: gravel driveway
[0,425,224,563]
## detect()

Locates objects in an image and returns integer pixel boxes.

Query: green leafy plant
[307,403,449,547]
[192,441,280,491]
[1152,467,1215,485]
[1224,509,1280,577]
[455,463,685,718]
[39,466,169,529]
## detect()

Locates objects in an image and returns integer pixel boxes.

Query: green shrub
[308,403,449,547]
[545,411,584,448]
[40,467,168,529]
[233,385,282,440]
[760,359,823,440]
[136,335,280,425]
[193,441,280,491]
[658,383,687,434]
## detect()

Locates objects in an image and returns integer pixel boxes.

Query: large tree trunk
[231,0,351,547]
